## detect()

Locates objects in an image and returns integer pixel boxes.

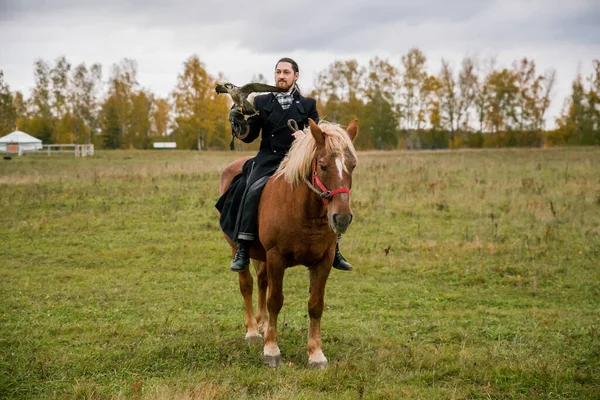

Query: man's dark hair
[275,57,299,73]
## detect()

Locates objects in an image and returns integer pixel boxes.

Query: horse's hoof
[245,333,263,344]
[308,360,328,370]
[263,354,282,368]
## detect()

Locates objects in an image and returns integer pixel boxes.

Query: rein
[304,157,350,206]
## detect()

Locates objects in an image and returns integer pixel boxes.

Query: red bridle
[305,157,350,206]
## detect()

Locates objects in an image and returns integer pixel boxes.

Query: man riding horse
[216,57,353,273]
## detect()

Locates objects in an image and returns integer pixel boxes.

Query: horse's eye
[320,165,328,172]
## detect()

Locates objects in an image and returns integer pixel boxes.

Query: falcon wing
[240,83,286,96]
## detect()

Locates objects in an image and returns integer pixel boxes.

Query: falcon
[215,82,286,116]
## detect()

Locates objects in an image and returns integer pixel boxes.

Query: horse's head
[308,118,358,234]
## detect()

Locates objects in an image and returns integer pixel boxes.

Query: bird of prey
[215,82,286,116]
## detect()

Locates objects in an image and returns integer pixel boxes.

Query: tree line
[0,49,598,150]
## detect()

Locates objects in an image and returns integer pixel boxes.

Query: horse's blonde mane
[274,121,357,186]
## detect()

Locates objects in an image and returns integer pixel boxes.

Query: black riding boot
[230,240,250,272]
[333,241,353,271]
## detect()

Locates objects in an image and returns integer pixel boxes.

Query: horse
[218,118,358,368]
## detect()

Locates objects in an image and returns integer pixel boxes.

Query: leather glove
[228,108,250,149]
[229,108,246,126]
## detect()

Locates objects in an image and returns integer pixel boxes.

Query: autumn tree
[399,48,428,148]
[101,95,122,149]
[13,91,26,129]
[70,62,102,143]
[486,68,518,142]
[0,70,17,135]
[437,59,460,146]
[31,59,52,119]
[435,57,477,147]
[151,97,171,138]
[315,59,365,125]
[314,68,343,122]
[512,58,537,133]
[51,56,70,116]
[101,59,138,148]
[421,75,446,148]
[25,59,54,142]
[361,57,399,149]
[473,57,496,135]
[555,60,600,145]
[586,59,600,143]
[531,69,555,133]
[171,55,229,150]
[129,90,153,149]
[456,57,477,133]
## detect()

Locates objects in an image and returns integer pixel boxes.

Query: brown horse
[218,119,358,368]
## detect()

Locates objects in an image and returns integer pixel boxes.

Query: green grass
[1,148,599,399]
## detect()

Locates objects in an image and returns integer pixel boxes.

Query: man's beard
[277,80,294,92]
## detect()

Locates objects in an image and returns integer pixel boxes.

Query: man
[216,57,352,272]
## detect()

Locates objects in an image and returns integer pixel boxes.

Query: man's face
[275,62,298,91]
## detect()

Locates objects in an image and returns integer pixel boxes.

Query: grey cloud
[550,9,600,45]
[3,0,598,53]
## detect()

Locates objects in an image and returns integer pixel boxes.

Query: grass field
[1,148,599,399]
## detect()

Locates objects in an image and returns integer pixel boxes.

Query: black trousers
[236,167,270,241]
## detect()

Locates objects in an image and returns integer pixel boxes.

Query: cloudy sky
[1,0,599,124]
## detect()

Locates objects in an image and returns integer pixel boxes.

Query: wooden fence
[42,144,95,157]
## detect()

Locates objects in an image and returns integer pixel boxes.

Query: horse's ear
[309,118,325,146]
[346,119,358,141]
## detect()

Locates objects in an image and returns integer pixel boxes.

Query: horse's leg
[263,251,285,367]
[237,250,261,343]
[307,264,332,369]
[254,260,268,332]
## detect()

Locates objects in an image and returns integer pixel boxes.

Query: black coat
[216,90,319,241]
[243,90,319,158]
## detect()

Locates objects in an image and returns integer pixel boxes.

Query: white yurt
[0,130,43,154]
